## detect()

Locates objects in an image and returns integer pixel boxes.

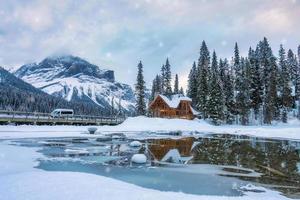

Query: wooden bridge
[0,110,126,126]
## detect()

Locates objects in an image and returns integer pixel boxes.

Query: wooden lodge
[148,94,198,120]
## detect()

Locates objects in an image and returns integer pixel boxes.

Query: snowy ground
[0,117,300,140]
[0,141,291,200]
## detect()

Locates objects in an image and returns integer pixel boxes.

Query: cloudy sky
[0,0,299,89]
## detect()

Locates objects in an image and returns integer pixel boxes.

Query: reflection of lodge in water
[147,137,194,161]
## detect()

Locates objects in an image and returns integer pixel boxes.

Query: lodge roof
[158,94,192,108]
[150,94,199,115]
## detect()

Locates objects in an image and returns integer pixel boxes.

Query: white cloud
[0,0,299,88]
[13,3,54,31]
[251,8,292,33]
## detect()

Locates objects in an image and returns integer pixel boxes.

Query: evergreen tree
[150,75,163,101]
[257,37,274,91]
[179,87,184,95]
[207,51,224,124]
[174,74,179,94]
[157,75,163,94]
[236,58,251,125]
[286,49,299,118]
[196,41,210,118]
[234,42,242,90]
[248,47,263,120]
[160,64,166,93]
[297,45,300,119]
[279,45,293,122]
[135,61,146,115]
[164,58,172,96]
[264,56,279,124]
[187,61,198,104]
[150,78,157,101]
[287,49,298,85]
[233,43,243,123]
[219,59,226,88]
[222,59,235,124]
[256,38,275,123]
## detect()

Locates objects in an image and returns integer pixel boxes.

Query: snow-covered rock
[129,141,142,147]
[240,184,266,193]
[131,154,147,164]
[88,127,97,134]
[65,148,89,154]
[14,55,135,113]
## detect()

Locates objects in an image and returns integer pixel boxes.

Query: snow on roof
[190,107,200,115]
[158,94,192,109]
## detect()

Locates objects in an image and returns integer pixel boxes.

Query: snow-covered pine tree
[264,57,277,124]
[179,87,184,95]
[187,61,198,104]
[287,49,298,86]
[279,45,293,123]
[150,78,157,101]
[157,75,163,94]
[161,64,166,93]
[135,61,146,116]
[297,45,300,119]
[264,56,279,124]
[236,58,251,125]
[234,42,241,89]
[233,43,244,123]
[164,58,172,96]
[174,74,179,94]
[248,47,263,120]
[207,51,224,124]
[258,38,274,91]
[151,74,164,100]
[287,49,299,118]
[219,59,226,88]
[256,38,275,123]
[222,58,235,124]
[196,41,210,119]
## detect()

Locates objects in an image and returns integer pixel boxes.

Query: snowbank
[101,117,300,140]
[0,116,300,140]
[0,142,290,200]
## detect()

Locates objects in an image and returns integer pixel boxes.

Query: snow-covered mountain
[14,55,135,113]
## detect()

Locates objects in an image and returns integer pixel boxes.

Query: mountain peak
[42,54,85,64]
[15,55,115,82]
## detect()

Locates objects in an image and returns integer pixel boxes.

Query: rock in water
[88,127,97,134]
[130,141,142,147]
[131,154,147,164]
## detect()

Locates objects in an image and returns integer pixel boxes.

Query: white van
[51,109,74,118]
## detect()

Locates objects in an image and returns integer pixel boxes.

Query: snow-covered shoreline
[0,117,300,140]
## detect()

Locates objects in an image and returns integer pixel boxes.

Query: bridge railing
[0,110,126,124]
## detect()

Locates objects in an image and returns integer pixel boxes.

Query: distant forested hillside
[0,67,107,115]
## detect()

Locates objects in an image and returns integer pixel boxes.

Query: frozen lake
[8,133,300,198]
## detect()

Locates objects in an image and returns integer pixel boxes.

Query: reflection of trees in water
[192,137,300,177]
